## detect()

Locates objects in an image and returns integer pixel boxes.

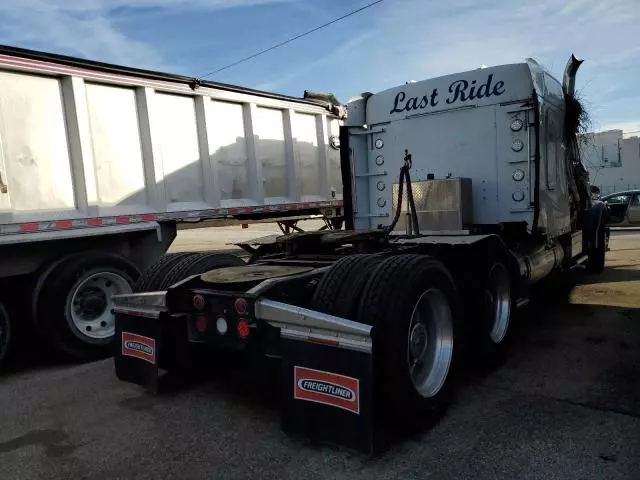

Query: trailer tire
[158,252,245,290]
[133,252,192,292]
[0,301,11,365]
[358,254,459,433]
[32,252,140,360]
[311,254,384,319]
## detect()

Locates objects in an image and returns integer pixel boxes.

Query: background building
[581,129,640,195]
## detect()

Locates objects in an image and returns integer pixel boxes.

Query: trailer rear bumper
[112,290,379,453]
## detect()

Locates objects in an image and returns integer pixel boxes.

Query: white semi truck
[113,54,607,452]
[0,45,345,363]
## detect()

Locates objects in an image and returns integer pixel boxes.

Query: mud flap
[114,312,162,392]
[279,339,379,454]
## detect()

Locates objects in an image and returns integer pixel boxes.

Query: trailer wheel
[311,254,384,319]
[32,252,140,360]
[133,252,192,292]
[0,301,11,364]
[158,252,245,290]
[358,254,459,432]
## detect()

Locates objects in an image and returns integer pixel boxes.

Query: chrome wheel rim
[407,288,454,398]
[486,263,511,344]
[68,271,132,340]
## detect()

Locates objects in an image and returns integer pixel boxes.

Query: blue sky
[1,0,638,134]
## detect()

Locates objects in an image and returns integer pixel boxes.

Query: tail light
[193,294,205,310]
[195,315,207,333]
[216,317,228,335]
[237,319,250,339]
[234,297,248,315]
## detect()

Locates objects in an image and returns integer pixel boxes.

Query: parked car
[599,190,640,225]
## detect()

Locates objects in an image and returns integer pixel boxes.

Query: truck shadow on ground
[577,266,640,284]
[457,264,640,421]
[4,263,640,455]
[0,340,81,377]
[144,264,640,455]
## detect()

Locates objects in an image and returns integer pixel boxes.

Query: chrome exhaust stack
[562,54,584,97]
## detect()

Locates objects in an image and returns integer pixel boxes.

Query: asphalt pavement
[0,233,639,479]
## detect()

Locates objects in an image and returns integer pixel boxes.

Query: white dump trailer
[0,45,344,362]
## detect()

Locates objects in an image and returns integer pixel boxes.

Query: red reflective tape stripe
[20,223,39,232]
[6,200,342,235]
[55,220,72,229]
[309,337,340,347]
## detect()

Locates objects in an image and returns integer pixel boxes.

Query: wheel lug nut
[100,321,107,327]
[86,326,92,331]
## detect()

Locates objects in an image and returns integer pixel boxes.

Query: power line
[197,0,385,79]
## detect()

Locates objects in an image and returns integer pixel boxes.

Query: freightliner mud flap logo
[294,366,360,414]
[121,332,156,364]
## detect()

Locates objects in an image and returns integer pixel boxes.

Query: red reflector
[309,337,340,347]
[192,294,205,310]
[237,319,250,339]
[234,297,248,314]
[21,223,39,232]
[195,315,207,333]
[55,220,72,229]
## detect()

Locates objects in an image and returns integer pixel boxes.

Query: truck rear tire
[0,301,11,365]
[32,252,140,360]
[475,262,512,363]
[311,254,384,319]
[357,254,459,433]
[587,223,606,274]
[133,252,192,292]
[158,252,245,290]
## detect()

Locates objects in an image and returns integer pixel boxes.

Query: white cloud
[255,30,375,92]
[599,122,640,138]
[0,0,297,69]
[298,0,640,131]
[0,0,638,132]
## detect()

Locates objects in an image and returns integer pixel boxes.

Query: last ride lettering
[390,73,506,114]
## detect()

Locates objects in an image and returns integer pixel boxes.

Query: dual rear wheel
[311,253,512,432]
